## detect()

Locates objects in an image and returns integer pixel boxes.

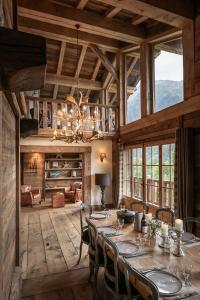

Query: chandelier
[51,24,104,143]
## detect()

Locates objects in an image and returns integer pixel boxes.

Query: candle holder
[159,235,166,248]
[173,230,185,257]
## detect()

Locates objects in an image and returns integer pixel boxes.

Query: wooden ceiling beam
[18,16,124,52]
[127,57,138,77]
[45,73,134,94]
[53,41,66,99]
[94,0,193,28]
[131,15,148,25]
[90,44,118,80]
[102,56,117,89]
[105,7,121,19]
[16,92,27,115]
[85,58,101,98]
[76,0,89,10]
[18,0,146,43]
[70,45,87,96]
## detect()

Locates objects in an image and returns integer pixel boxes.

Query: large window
[126,55,141,123]
[122,142,175,209]
[154,38,183,112]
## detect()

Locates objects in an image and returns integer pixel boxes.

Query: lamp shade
[95,173,111,186]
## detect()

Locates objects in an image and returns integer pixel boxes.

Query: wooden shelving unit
[44,153,83,199]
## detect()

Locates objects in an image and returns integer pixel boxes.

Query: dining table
[88,209,200,300]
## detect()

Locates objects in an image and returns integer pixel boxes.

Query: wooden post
[117,52,126,126]
[43,101,48,129]
[15,116,20,266]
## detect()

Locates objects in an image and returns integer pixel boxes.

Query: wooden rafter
[90,44,118,80]
[70,45,87,96]
[94,0,193,28]
[104,7,121,19]
[102,56,117,89]
[18,0,146,43]
[76,0,89,10]
[127,57,138,77]
[110,93,117,105]
[45,73,134,94]
[53,41,66,99]
[18,16,123,52]
[131,15,148,25]
[85,58,101,98]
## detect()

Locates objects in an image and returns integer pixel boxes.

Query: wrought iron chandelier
[51,24,104,143]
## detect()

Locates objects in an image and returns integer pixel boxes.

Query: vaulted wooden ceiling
[17,0,193,105]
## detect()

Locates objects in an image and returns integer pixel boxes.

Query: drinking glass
[115,218,124,234]
[181,262,193,287]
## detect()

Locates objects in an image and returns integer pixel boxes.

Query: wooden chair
[77,203,90,265]
[102,233,129,300]
[131,200,149,213]
[183,217,200,233]
[86,217,104,295]
[155,207,175,226]
[124,258,159,300]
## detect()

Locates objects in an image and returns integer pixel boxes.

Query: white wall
[20,137,112,205]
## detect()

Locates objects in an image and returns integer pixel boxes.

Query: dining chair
[131,200,149,213]
[86,217,104,294]
[124,258,159,300]
[155,207,175,227]
[183,217,200,233]
[101,233,140,300]
[77,203,91,265]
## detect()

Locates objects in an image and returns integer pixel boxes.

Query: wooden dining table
[89,210,200,299]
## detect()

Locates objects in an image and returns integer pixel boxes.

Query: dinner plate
[98,226,117,235]
[115,241,139,256]
[90,213,106,220]
[182,232,195,242]
[145,270,182,296]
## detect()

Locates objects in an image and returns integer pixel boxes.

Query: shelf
[45,187,66,191]
[45,177,82,181]
[45,168,82,171]
[45,158,82,161]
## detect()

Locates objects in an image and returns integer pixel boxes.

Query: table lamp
[95,173,111,209]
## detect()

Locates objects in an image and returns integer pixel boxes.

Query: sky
[155,50,183,81]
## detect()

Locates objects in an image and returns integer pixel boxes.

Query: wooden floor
[20,202,93,299]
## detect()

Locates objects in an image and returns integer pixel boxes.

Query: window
[132,148,143,199]
[122,142,175,209]
[162,144,175,208]
[145,146,159,205]
[154,38,183,112]
[126,55,141,123]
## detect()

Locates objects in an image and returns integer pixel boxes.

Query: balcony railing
[27,99,118,136]
[124,177,174,208]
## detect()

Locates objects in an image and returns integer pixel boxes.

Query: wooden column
[15,116,20,266]
[0,92,3,300]
[183,23,195,99]
[117,52,126,126]
[140,43,154,117]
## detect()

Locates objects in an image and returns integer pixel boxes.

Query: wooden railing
[26,98,118,135]
[129,177,174,208]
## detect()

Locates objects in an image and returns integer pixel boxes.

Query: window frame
[122,139,175,209]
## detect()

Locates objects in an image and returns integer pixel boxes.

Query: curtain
[174,128,194,220]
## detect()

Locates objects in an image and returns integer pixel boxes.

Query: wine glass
[115,218,124,234]
[181,262,193,286]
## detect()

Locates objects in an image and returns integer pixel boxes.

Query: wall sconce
[99,152,106,162]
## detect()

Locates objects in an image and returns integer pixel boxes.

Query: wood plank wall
[0,92,17,300]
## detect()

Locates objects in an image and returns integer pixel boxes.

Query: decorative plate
[145,270,182,296]
[115,241,139,256]
[90,213,106,220]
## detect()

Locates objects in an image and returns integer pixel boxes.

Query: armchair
[21,185,41,207]
[64,182,82,203]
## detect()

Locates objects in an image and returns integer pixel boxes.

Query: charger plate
[115,240,139,256]
[98,226,117,235]
[182,232,195,242]
[89,213,106,220]
[145,270,182,296]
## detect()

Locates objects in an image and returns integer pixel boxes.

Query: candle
[175,219,183,232]
[161,223,168,237]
